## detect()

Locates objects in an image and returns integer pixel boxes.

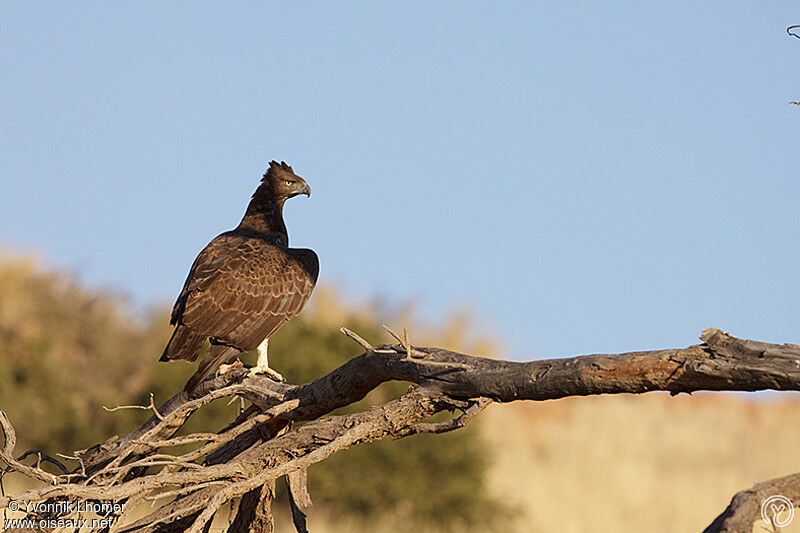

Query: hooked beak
[301,183,311,197]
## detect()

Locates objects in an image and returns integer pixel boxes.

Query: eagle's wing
[162,233,318,362]
[169,233,236,326]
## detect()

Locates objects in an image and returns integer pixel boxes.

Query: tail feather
[161,326,205,362]
[184,344,239,392]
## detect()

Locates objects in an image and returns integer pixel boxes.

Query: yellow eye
[285,180,293,186]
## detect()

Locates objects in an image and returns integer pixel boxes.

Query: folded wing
[161,233,318,362]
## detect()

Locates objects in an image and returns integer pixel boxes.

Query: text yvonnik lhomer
[7,499,124,514]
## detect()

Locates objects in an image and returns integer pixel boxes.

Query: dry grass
[481,392,800,532]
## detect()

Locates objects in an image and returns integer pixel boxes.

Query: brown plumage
[160,161,319,392]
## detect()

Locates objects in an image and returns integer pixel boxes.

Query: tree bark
[229,481,275,533]
[704,473,800,532]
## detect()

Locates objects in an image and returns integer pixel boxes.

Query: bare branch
[382,324,403,344]
[103,393,164,421]
[230,481,275,533]
[0,412,59,484]
[287,468,312,533]
[340,326,374,351]
[400,397,492,436]
[705,472,800,532]
[56,453,86,477]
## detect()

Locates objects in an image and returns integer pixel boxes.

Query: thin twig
[172,399,300,465]
[383,324,419,357]
[56,453,86,478]
[131,433,222,449]
[144,480,227,502]
[403,328,413,357]
[102,393,165,420]
[403,397,492,436]
[340,327,374,351]
[100,384,280,474]
[0,413,60,484]
[382,324,403,344]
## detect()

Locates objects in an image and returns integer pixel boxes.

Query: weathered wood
[287,468,311,533]
[704,473,800,532]
[230,481,275,533]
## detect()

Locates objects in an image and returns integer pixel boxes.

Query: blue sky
[2,3,798,360]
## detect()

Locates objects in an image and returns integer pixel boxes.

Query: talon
[218,358,244,375]
[252,366,286,383]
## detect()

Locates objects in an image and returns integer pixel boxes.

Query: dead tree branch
[1,327,800,532]
[705,473,800,532]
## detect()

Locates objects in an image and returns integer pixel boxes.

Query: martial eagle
[160,161,319,392]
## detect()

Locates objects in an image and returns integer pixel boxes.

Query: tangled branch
[1,327,800,532]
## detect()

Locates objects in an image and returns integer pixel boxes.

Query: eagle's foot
[218,359,244,375]
[252,365,286,383]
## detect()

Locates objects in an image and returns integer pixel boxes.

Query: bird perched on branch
[160,161,319,392]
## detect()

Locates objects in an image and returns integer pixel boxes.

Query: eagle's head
[257,160,311,202]
[241,161,311,234]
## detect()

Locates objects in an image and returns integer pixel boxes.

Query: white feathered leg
[252,338,286,382]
